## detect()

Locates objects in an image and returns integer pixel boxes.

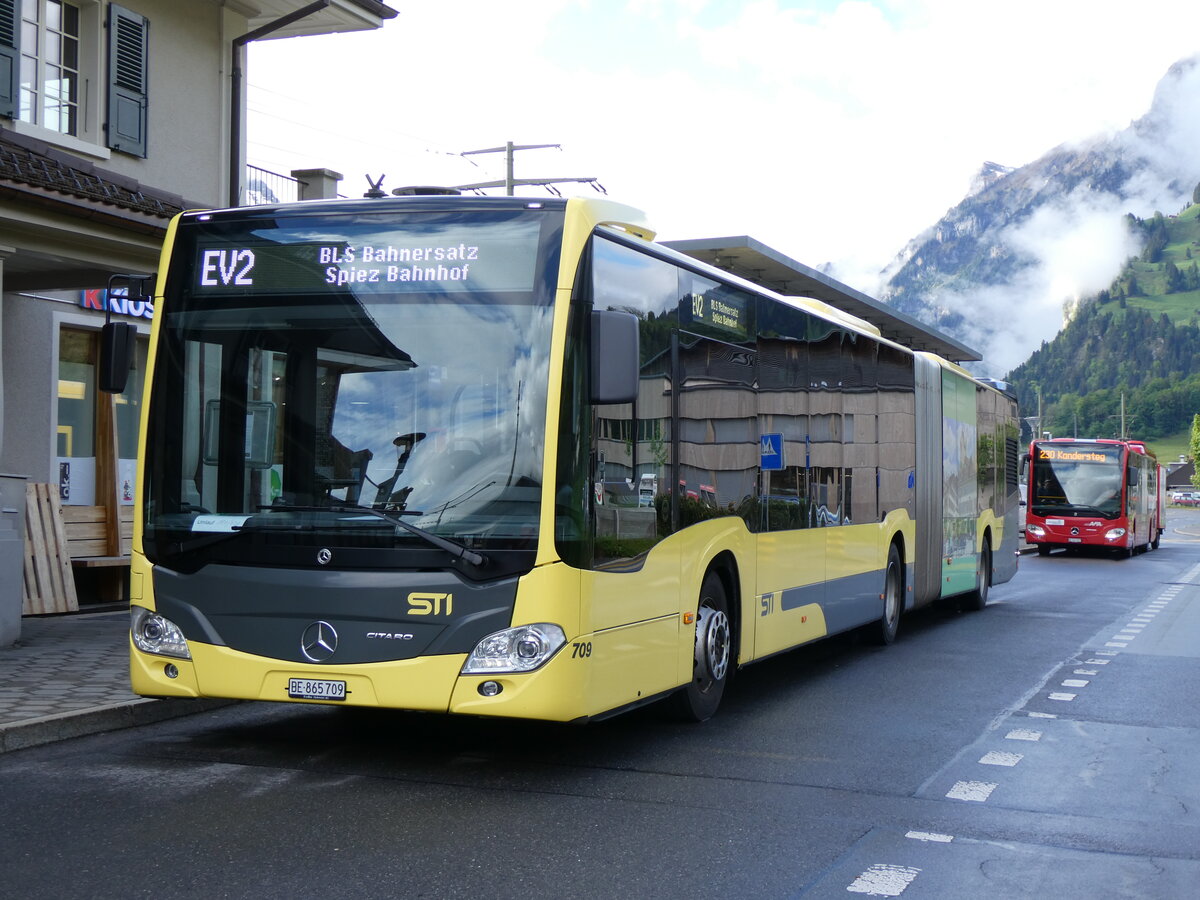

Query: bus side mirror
[590,310,639,404]
[98,321,136,394]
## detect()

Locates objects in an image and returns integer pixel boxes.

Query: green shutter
[0,0,19,120]
[106,3,149,156]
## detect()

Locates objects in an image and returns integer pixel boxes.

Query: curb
[0,697,237,755]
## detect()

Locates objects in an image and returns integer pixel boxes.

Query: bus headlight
[462,623,566,674]
[1026,525,1045,538]
[1104,528,1127,542]
[130,606,191,659]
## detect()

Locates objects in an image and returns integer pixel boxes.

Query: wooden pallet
[22,484,133,614]
[22,483,79,615]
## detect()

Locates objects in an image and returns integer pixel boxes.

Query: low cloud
[893,54,1200,375]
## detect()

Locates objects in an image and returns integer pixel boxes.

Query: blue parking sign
[760,433,784,471]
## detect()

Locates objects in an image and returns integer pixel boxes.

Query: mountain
[878,55,1200,377]
[1005,204,1200,443]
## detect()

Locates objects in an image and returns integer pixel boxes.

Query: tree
[1191,415,1200,488]
[1166,260,1185,293]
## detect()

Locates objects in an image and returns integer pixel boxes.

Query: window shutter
[106,3,149,156]
[0,0,19,120]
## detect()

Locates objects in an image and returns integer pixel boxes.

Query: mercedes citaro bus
[106,194,1020,722]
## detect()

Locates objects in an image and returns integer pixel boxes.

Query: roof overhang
[224,0,398,38]
[663,235,980,363]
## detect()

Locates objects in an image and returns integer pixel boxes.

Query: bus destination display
[188,218,541,297]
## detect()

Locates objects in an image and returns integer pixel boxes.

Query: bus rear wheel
[961,544,991,612]
[669,572,731,722]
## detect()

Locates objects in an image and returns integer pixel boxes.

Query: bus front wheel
[670,572,731,722]
[870,544,903,645]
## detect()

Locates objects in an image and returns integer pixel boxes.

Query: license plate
[288,677,347,701]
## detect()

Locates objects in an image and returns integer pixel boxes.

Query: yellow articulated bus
[112,194,1019,722]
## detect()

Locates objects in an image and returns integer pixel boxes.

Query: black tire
[1151,531,1161,550]
[669,571,732,722]
[870,544,903,645]
[1037,545,1051,557]
[961,543,991,612]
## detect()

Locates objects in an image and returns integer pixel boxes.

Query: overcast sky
[247,0,1200,306]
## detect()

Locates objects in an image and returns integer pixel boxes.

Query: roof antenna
[364,175,387,198]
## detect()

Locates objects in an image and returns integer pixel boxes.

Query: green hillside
[1006,198,1200,449]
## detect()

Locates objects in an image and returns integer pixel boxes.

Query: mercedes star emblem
[301,621,338,662]
[317,548,332,565]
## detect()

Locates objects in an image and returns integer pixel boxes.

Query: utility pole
[455,141,604,196]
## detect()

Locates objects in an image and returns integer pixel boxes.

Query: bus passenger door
[754,438,827,658]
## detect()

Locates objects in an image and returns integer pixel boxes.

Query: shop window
[57,326,146,504]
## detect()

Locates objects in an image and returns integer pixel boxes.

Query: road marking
[946,780,997,801]
[980,751,1023,767]
[1048,692,1076,701]
[1028,711,1057,718]
[847,864,922,896]
[1074,669,1098,675]
[906,831,953,843]
[1084,658,1111,665]
[1007,728,1042,741]
[1105,642,1128,648]
[1062,679,1089,688]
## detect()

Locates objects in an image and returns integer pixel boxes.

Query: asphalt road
[5,513,1200,899]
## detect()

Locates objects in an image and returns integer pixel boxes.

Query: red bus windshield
[1030,442,1124,518]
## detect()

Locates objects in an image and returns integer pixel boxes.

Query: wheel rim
[694,604,731,689]
[884,561,900,628]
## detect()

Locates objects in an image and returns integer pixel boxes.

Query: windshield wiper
[1034,503,1115,518]
[170,519,308,555]
[260,503,488,568]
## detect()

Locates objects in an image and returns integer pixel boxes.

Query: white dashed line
[906,831,953,843]
[980,751,1023,767]
[1048,692,1076,701]
[1027,711,1057,719]
[1105,642,1128,648]
[1084,658,1111,665]
[1006,728,1042,741]
[1062,679,1089,688]
[946,780,998,802]
[1074,669,1098,676]
[847,864,922,896]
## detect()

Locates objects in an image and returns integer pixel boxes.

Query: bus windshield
[1030,442,1123,518]
[142,204,562,565]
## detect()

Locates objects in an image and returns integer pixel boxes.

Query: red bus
[1024,438,1164,557]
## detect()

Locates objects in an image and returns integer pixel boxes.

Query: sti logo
[408,592,453,616]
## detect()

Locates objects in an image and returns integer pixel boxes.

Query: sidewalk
[0,610,231,754]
